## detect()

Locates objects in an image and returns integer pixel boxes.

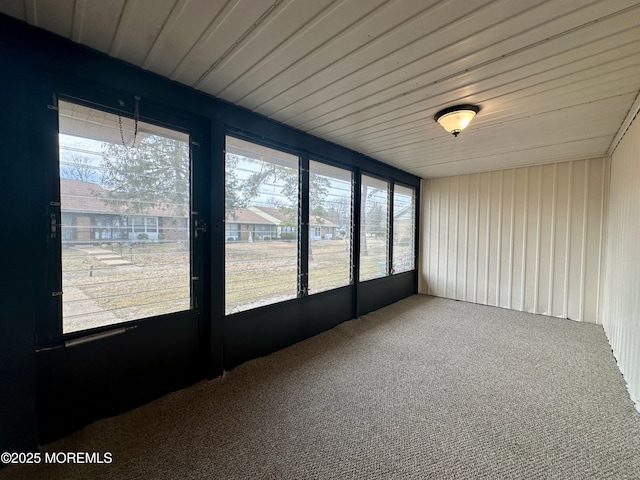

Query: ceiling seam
[108,0,136,56]
[192,0,283,89]
[167,0,233,81]
[606,90,640,156]
[211,0,348,97]
[71,0,86,43]
[236,0,409,107]
[141,0,190,70]
[24,0,36,24]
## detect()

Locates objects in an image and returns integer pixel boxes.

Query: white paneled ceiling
[2,0,640,178]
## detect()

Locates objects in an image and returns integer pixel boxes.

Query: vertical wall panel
[477,173,490,306]
[456,175,469,301]
[487,171,501,306]
[420,157,607,323]
[498,169,514,309]
[467,175,480,302]
[427,178,435,296]
[437,179,447,297]
[511,168,526,311]
[418,178,428,295]
[524,166,539,314]
[567,161,586,321]
[602,115,640,411]
[446,179,457,298]
[537,164,554,316]
[552,162,570,317]
[584,159,605,323]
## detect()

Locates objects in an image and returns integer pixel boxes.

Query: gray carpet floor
[3,295,640,479]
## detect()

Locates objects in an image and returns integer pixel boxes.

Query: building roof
[60,178,184,217]
[226,206,337,228]
[225,208,273,225]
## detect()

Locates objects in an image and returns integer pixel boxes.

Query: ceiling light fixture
[434,104,480,137]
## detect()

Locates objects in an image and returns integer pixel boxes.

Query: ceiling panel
[198,0,341,97]
[227,0,398,108]
[173,0,280,87]
[2,0,640,179]
[264,0,540,123]
[30,0,75,37]
[108,0,177,64]
[71,0,126,52]
[325,46,640,149]
[296,2,640,136]
[0,0,23,19]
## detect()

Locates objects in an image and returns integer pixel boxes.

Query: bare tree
[60,155,98,182]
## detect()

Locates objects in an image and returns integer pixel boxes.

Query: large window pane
[59,101,191,334]
[359,175,390,281]
[308,161,353,294]
[393,185,416,273]
[225,136,299,314]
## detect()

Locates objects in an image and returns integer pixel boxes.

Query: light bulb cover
[434,104,480,137]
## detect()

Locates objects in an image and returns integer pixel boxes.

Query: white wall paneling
[420,157,608,323]
[602,115,640,410]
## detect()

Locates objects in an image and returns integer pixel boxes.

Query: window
[58,100,191,333]
[308,161,353,294]
[359,175,390,281]
[225,136,299,314]
[133,217,145,233]
[225,223,240,241]
[392,185,416,273]
[146,217,158,233]
[129,216,159,238]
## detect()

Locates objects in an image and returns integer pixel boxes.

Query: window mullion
[299,154,310,297]
[388,182,394,275]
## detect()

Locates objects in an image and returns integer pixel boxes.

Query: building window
[359,175,390,281]
[225,136,299,314]
[146,217,158,233]
[129,216,159,239]
[308,160,353,294]
[392,185,415,273]
[132,217,145,233]
[225,223,240,241]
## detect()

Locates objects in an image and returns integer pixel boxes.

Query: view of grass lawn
[226,239,357,313]
[62,237,395,327]
[62,243,190,331]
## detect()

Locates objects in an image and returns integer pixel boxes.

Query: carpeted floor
[3,295,640,479]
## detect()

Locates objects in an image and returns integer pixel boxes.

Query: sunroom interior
[1,0,639,463]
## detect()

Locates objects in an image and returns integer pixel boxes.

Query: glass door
[57,99,196,334]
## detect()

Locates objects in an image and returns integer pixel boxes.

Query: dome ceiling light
[434,104,480,137]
